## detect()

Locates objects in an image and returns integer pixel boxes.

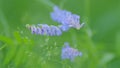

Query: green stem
[84,0,99,67]
[84,0,90,17]
[0,9,10,36]
[59,0,68,8]
[0,44,6,50]
[38,0,55,9]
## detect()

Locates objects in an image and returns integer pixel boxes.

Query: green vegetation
[0,0,120,68]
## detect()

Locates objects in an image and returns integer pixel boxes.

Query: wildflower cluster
[61,42,82,61]
[26,6,83,62]
[26,6,84,35]
[51,6,84,30]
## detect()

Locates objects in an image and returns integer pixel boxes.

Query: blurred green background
[0,0,120,68]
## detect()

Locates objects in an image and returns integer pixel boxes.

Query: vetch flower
[61,42,82,61]
[26,24,62,36]
[50,6,84,30]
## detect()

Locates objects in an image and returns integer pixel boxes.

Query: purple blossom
[26,24,62,36]
[50,6,84,29]
[58,25,70,31]
[61,42,82,61]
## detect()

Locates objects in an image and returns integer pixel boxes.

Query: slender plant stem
[0,44,6,50]
[0,10,10,36]
[59,0,68,8]
[38,0,55,9]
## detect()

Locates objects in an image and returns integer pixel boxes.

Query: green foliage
[0,0,120,68]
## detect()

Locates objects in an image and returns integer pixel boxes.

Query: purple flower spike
[50,6,84,29]
[27,24,62,36]
[61,42,82,61]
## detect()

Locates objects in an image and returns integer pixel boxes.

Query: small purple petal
[55,27,62,36]
[36,27,42,34]
[59,25,70,31]
[31,25,37,34]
